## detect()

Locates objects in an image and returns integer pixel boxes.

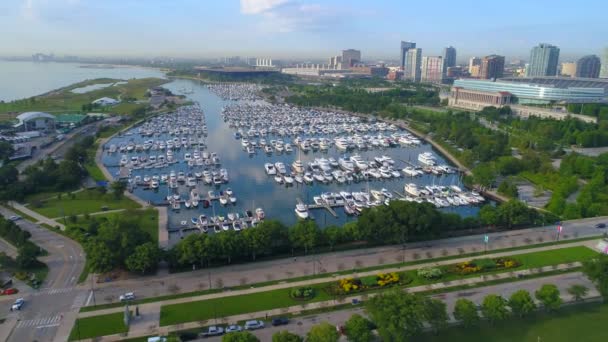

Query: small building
[56,114,88,129]
[448,87,512,111]
[92,97,120,106]
[14,112,56,132]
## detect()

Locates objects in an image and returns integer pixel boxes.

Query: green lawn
[414,303,608,342]
[158,246,597,326]
[70,208,158,243]
[68,312,128,341]
[29,189,141,218]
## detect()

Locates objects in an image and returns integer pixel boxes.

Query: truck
[200,326,224,338]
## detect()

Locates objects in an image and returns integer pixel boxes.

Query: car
[119,292,135,302]
[11,298,24,311]
[225,324,243,333]
[244,320,265,330]
[271,317,289,326]
[8,215,21,221]
[200,326,224,337]
[595,223,606,229]
[1,288,18,296]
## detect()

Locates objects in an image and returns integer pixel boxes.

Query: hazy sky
[1,0,607,61]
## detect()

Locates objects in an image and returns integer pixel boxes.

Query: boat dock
[298,197,338,217]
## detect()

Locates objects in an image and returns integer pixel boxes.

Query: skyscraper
[480,55,505,79]
[341,49,361,68]
[421,56,444,83]
[600,47,608,78]
[442,46,456,72]
[575,55,601,78]
[400,41,416,70]
[527,43,560,76]
[404,48,422,82]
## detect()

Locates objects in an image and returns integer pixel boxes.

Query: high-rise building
[421,56,444,83]
[442,46,456,72]
[400,41,416,70]
[575,55,601,78]
[601,48,608,78]
[469,57,481,70]
[527,43,560,76]
[560,62,577,77]
[341,49,361,68]
[329,55,342,69]
[480,55,505,79]
[404,48,422,82]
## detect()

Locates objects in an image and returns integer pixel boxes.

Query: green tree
[217,230,243,263]
[242,223,271,260]
[508,290,536,317]
[272,331,303,342]
[365,289,426,341]
[535,284,562,311]
[497,180,519,198]
[86,239,116,273]
[453,298,480,327]
[306,322,339,342]
[125,242,160,274]
[16,243,39,269]
[323,225,342,251]
[424,297,448,333]
[567,284,588,301]
[343,314,373,342]
[289,220,319,254]
[221,331,260,342]
[110,181,127,200]
[583,251,608,299]
[481,294,509,323]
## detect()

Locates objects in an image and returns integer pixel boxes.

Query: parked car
[200,326,224,337]
[225,324,243,333]
[1,288,18,296]
[8,215,21,221]
[271,317,289,326]
[595,223,606,229]
[119,292,135,302]
[11,298,24,311]
[244,320,265,330]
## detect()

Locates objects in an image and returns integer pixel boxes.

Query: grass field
[415,303,608,342]
[68,312,128,341]
[157,246,597,326]
[70,207,158,243]
[29,189,141,218]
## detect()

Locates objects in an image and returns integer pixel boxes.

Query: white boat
[255,208,265,220]
[404,183,420,197]
[303,173,314,183]
[275,162,287,174]
[264,163,277,175]
[284,174,294,185]
[295,203,309,219]
[219,196,229,205]
[418,152,436,166]
[292,160,305,174]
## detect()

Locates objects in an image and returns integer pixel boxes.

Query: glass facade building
[527,43,560,77]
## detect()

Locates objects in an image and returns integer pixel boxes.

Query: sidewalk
[8,201,65,230]
[75,263,587,342]
[78,240,593,318]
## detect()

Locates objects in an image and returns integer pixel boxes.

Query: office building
[576,55,601,78]
[469,57,481,70]
[446,66,462,78]
[480,55,505,79]
[527,43,560,76]
[421,56,444,83]
[329,55,342,69]
[342,49,361,68]
[469,65,481,77]
[400,41,416,70]
[601,48,608,78]
[560,62,577,77]
[404,48,422,82]
[442,46,457,72]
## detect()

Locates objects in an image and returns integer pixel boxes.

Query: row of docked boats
[167,186,238,211]
[189,208,266,233]
[207,83,264,101]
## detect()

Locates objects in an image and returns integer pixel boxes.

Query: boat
[292,159,305,174]
[191,217,198,225]
[404,183,420,197]
[230,195,237,204]
[219,195,229,205]
[418,152,436,166]
[275,175,284,184]
[255,208,265,220]
[275,162,287,174]
[295,203,309,219]
[284,174,294,185]
[303,173,314,183]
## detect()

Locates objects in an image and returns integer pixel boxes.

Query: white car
[225,324,243,333]
[119,292,135,302]
[244,320,265,330]
[11,298,24,311]
[8,215,21,221]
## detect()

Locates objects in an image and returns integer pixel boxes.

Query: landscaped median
[158,246,597,326]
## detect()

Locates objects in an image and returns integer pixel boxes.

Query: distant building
[442,46,456,72]
[245,57,257,66]
[446,66,462,78]
[576,55,601,78]
[526,43,560,76]
[387,70,404,80]
[404,48,422,82]
[469,65,481,77]
[421,56,444,83]
[449,87,512,110]
[469,57,481,71]
[14,112,56,132]
[601,47,608,78]
[480,55,505,79]
[329,55,343,69]
[400,41,416,70]
[92,97,120,106]
[350,66,389,77]
[255,58,274,67]
[342,49,361,68]
[560,62,577,77]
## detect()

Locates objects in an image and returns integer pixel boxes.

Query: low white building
[92,97,120,106]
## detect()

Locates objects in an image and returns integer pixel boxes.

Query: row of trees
[0,216,42,269]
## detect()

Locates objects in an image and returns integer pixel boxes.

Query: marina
[102,79,485,247]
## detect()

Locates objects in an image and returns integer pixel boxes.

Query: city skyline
[1,0,607,60]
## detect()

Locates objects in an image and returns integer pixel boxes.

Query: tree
[343,314,373,342]
[453,298,479,327]
[289,220,318,254]
[535,284,562,311]
[323,225,342,250]
[125,242,160,274]
[16,243,39,269]
[481,294,509,323]
[272,331,303,342]
[508,290,536,317]
[583,254,608,299]
[567,284,588,301]
[423,297,448,333]
[221,331,260,342]
[306,322,339,342]
[110,181,127,200]
[365,289,427,341]
[86,239,116,273]
[242,223,271,260]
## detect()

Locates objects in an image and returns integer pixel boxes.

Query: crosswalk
[32,287,74,296]
[15,315,61,329]
[71,291,88,309]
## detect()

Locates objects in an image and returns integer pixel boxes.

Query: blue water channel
[101,79,481,246]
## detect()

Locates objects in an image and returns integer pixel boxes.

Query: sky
[1,0,607,62]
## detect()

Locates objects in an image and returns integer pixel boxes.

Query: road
[0,206,87,342]
[200,272,597,341]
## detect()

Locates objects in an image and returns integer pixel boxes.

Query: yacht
[256,208,265,220]
[418,152,436,166]
[264,163,277,175]
[275,162,287,174]
[284,174,294,185]
[303,173,314,183]
[338,158,355,172]
[404,183,420,197]
[292,159,305,174]
[295,203,309,219]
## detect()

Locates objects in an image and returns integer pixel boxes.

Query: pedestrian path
[16,315,62,329]
[7,202,65,230]
[71,291,89,310]
[33,287,75,296]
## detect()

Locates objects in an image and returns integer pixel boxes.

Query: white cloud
[240,0,288,15]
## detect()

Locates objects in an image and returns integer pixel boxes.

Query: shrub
[291,286,316,299]
[377,272,400,286]
[338,278,362,293]
[418,267,443,280]
[473,258,497,271]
